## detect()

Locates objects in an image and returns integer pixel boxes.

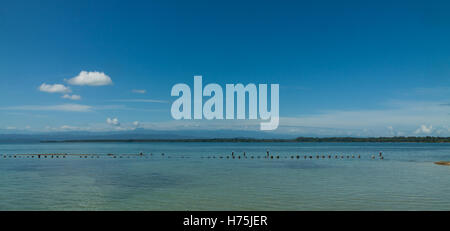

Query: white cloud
[6,126,16,130]
[111,99,168,103]
[279,101,449,129]
[62,94,81,100]
[120,100,448,136]
[42,121,141,132]
[67,71,113,86]
[39,83,71,93]
[0,104,92,112]
[60,125,80,130]
[2,97,447,136]
[132,89,146,94]
[42,125,92,132]
[387,126,395,136]
[415,125,433,134]
[106,117,120,126]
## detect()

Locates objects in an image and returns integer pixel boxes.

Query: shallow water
[0,142,449,210]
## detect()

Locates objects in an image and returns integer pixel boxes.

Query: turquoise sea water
[0,142,449,210]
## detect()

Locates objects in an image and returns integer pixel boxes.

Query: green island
[41,136,450,143]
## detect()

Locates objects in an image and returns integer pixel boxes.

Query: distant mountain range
[0,129,296,143]
[0,129,448,143]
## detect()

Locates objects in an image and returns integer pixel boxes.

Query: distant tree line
[42,136,450,143]
[292,136,450,143]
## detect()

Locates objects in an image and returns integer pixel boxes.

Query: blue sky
[0,0,449,136]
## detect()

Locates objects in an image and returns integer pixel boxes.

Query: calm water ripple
[0,142,449,210]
